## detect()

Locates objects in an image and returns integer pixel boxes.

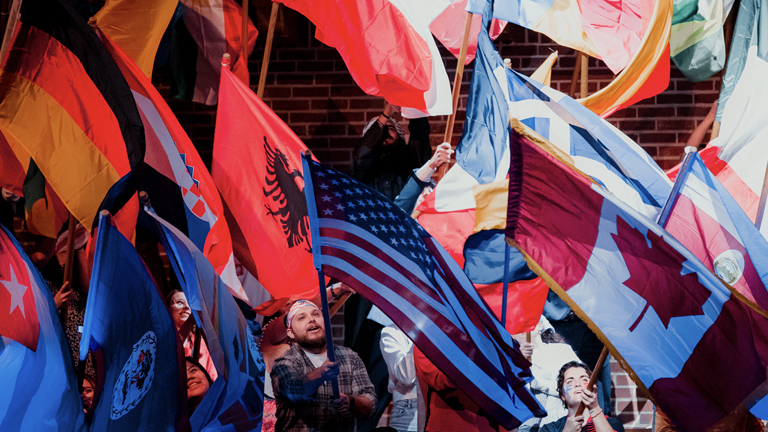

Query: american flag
[301,156,544,429]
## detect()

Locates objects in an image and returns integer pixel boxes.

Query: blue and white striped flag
[301,154,545,429]
[506,70,673,218]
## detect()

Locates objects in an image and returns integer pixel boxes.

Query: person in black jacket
[352,102,432,201]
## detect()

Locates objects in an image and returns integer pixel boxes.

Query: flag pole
[257,2,280,99]
[440,11,474,177]
[580,53,588,98]
[575,346,610,417]
[501,242,510,326]
[711,0,740,140]
[62,213,77,287]
[568,54,582,98]
[329,291,352,316]
[657,146,698,227]
[301,150,340,398]
[242,0,249,80]
[755,160,768,230]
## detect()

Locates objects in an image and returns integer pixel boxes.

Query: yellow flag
[90,0,177,78]
[530,51,558,87]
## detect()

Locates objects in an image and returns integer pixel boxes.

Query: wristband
[589,408,603,418]
[330,284,338,300]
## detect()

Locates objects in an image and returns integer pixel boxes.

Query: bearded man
[271,300,376,432]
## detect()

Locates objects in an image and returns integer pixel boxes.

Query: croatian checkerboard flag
[102,35,248,302]
[662,149,768,319]
[0,224,84,431]
[301,154,544,429]
[506,121,768,431]
[506,67,673,219]
[148,209,264,432]
[81,212,183,432]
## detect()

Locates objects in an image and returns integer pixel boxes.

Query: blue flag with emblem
[80,212,184,431]
[146,207,264,432]
[0,224,85,431]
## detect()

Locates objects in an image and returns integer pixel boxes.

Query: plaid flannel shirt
[272,344,377,432]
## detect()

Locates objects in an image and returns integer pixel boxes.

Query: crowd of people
[4,100,751,432]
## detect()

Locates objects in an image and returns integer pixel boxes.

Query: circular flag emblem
[713,249,745,285]
[110,331,157,419]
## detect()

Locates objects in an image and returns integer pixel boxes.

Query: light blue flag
[147,209,264,432]
[505,67,673,218]
[460,8,536,285]
[0,224,85,432]
[81,213,182,432]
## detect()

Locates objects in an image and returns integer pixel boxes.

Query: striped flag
[0,0,145,238]
[301,155,544,429]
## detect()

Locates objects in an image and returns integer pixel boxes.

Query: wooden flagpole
[580,53,589,98]
[569,54,582,98]
[257,2,280,99]
[711,0,740,140]
[242,0,249,77]
[62,214,77,286]
[440,11,474,177]
[575,347,610,417]
[755,161,768,230]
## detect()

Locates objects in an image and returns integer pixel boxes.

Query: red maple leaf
[611,216,711,331]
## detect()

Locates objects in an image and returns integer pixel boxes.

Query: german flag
[0,0,145,235]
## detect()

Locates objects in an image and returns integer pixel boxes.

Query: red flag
[0,226,40,351]
[212,65,317,299]
[476,278,548,334]
[275,0,452,117]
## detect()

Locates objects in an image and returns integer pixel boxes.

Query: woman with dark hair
[166,290,218,381]
[186,357,213,413]
[539,361,624,432]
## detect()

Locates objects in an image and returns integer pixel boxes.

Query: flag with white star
[301,154,545,429]
[0,224,85,430]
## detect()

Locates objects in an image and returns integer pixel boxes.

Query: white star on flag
[2,266,28,318]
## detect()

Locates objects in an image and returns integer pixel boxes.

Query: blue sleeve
[393,170,431,214]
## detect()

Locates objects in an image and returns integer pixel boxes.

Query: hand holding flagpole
[440,12,473,178]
